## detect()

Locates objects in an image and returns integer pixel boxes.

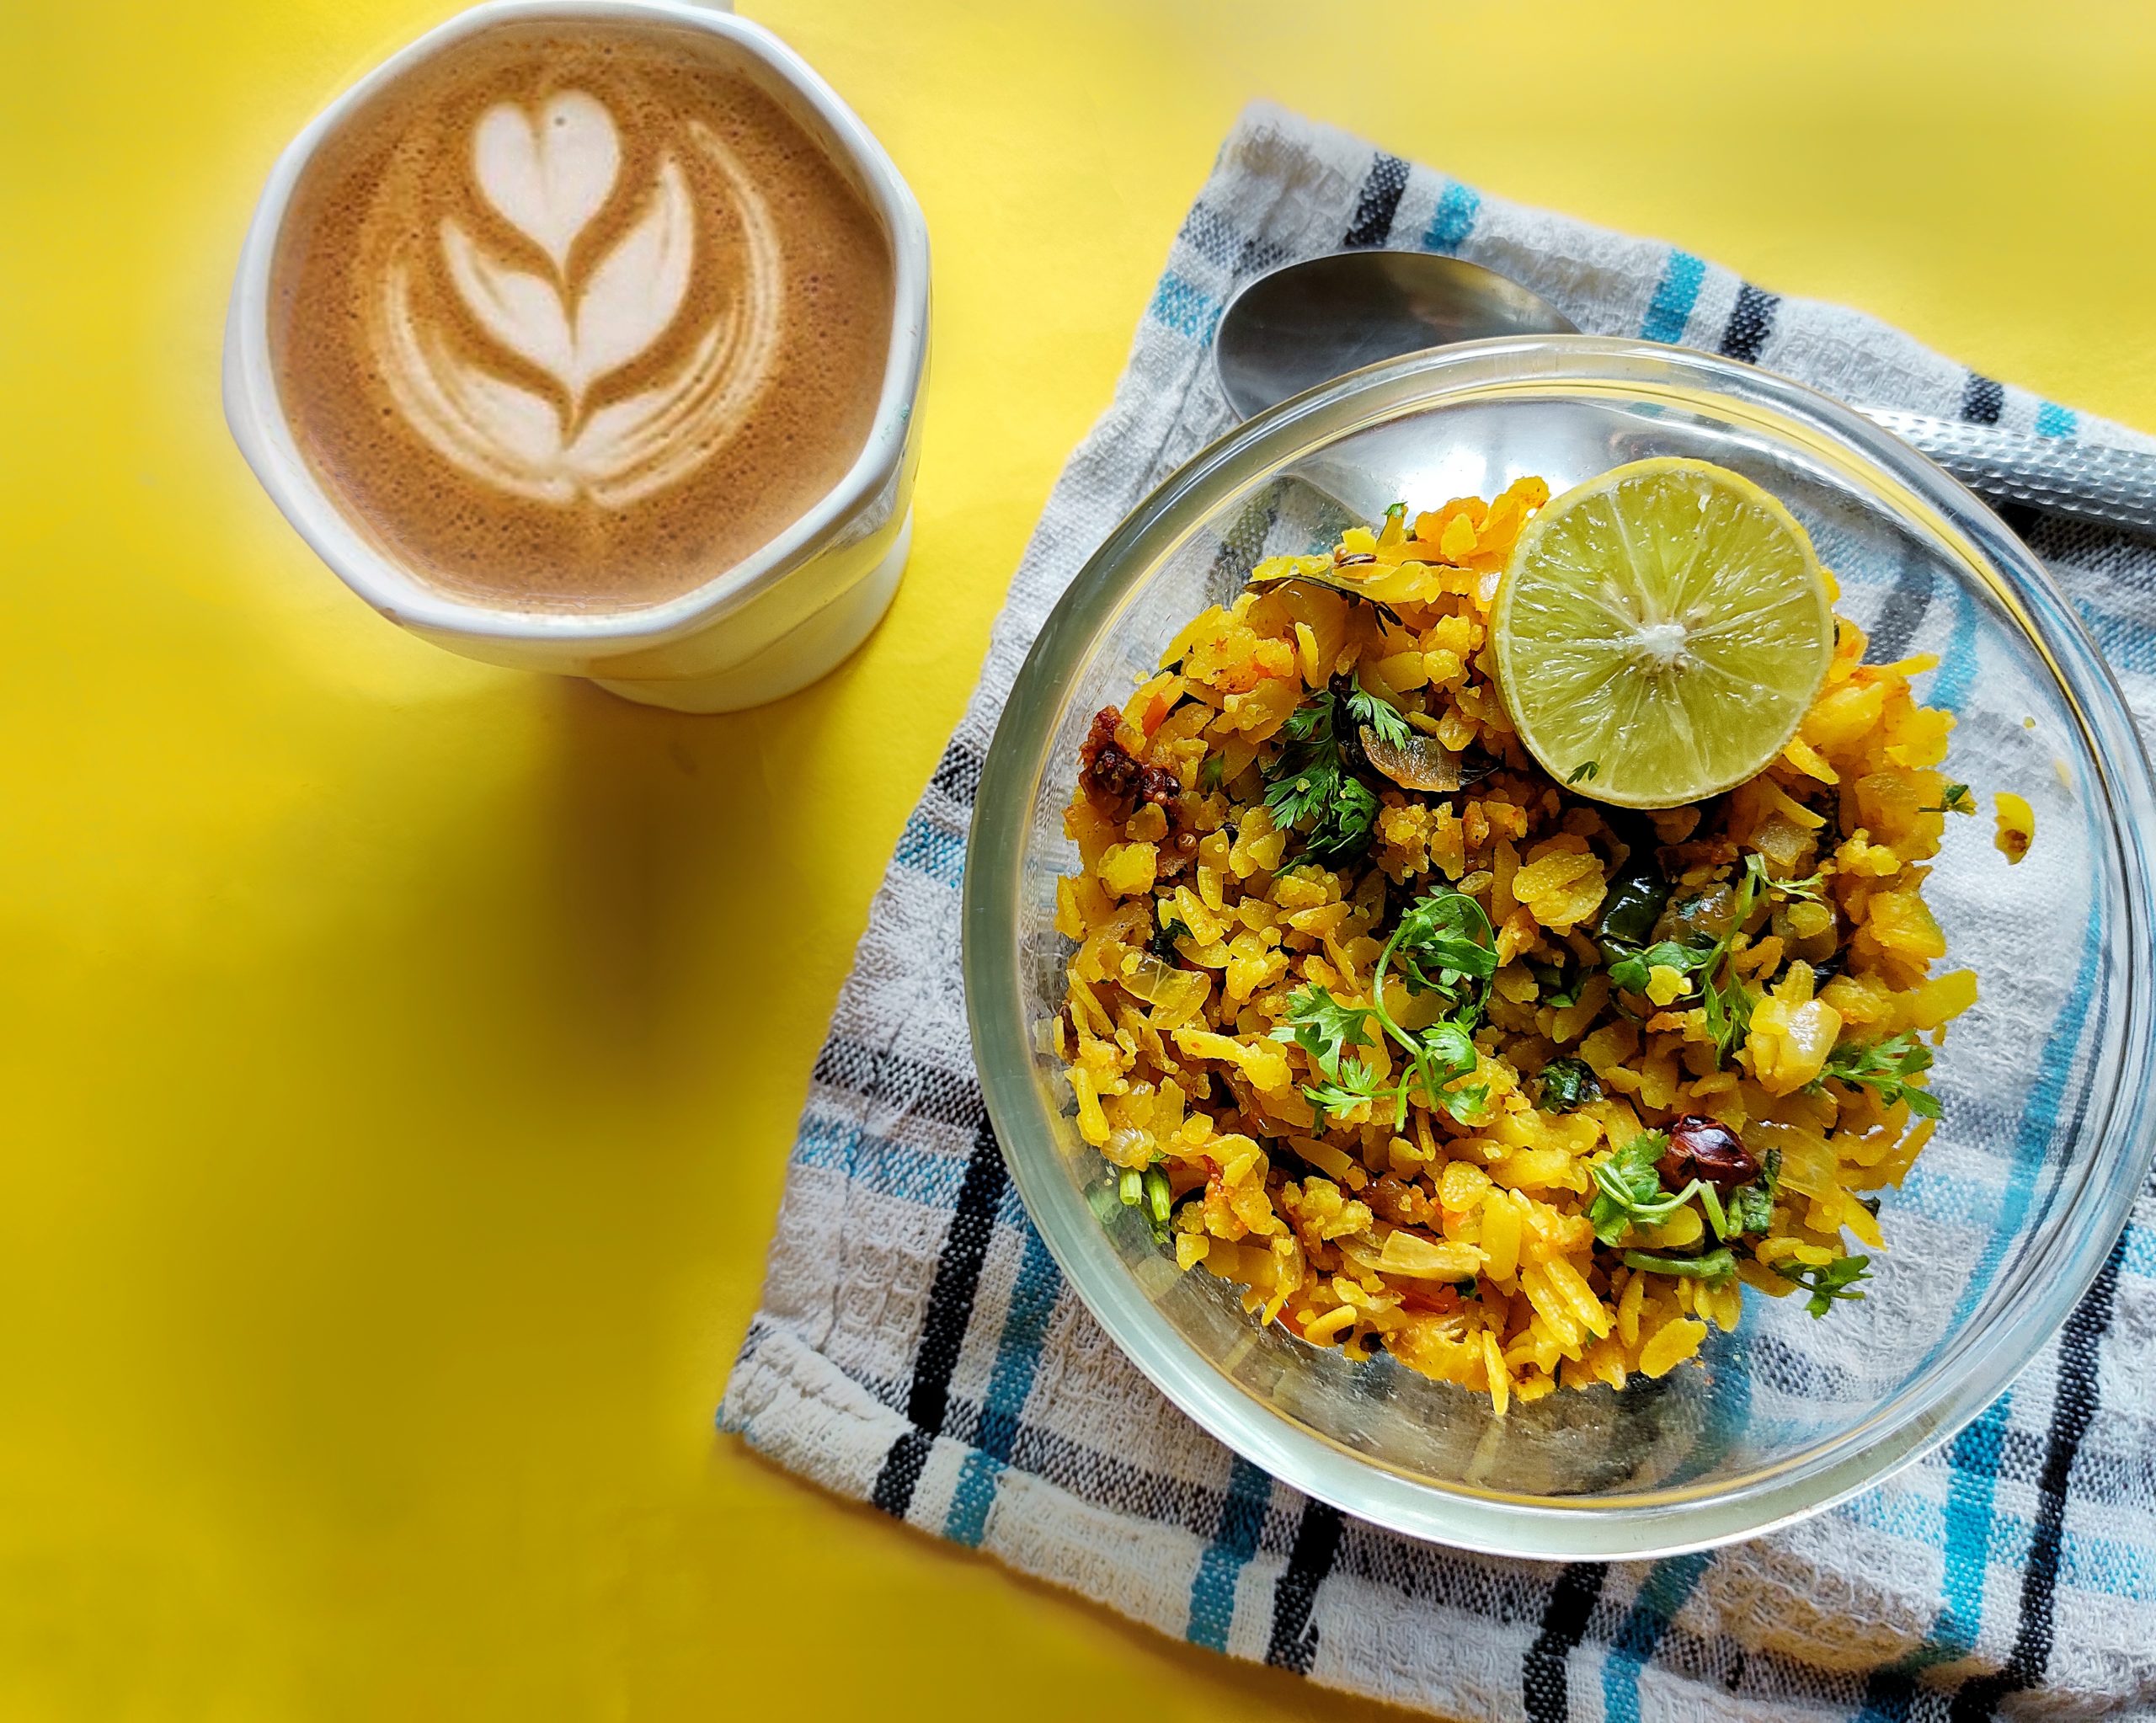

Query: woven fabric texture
[721,103,2156,1721]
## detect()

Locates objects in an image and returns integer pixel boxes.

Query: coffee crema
[268,20,895,611]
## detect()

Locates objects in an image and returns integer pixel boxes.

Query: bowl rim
[962,334,2156,1559]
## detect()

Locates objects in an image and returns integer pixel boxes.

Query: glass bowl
[961,337,2156,1559]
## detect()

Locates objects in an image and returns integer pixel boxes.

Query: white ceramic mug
[223,0,930,713]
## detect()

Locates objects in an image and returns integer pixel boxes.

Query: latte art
[269,21,894,611]
[380,93,782,508]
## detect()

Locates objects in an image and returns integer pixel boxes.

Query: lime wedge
[1491,458,1834,808]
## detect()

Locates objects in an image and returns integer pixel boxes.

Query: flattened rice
[1052,472,1999,1410]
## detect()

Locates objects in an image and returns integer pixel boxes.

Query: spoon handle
[1860,408,2156,534]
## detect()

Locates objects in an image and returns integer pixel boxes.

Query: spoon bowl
[1213,250,1577,420]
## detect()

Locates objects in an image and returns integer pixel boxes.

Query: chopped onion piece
[1360,726,1465,792]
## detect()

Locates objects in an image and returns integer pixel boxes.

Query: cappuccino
[267,19,895,611]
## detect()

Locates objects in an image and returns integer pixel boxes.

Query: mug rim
[221,0,931,656]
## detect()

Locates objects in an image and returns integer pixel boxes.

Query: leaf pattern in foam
[472,92,619,273]
[572,157,696,392]
[441,221,576,393]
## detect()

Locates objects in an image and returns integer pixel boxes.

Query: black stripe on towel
[1264,1498,1346,1674]
[1524,1561,1609,1723]
[1861,550,1939,664]
[1961,373,2006,425]
[1946,1232,2126,1723]
[809,1039,985,1134]
[1717,283,1780,363]
[929,736,985,808]
[867,1428,934,1518]
[868,1112,1011,1520]
[1342,153,1410,248]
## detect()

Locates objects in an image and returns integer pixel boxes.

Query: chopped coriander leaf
[1621,1246,1737,1283]
[1402,1022,1486,1126]
[1272,984,1392,1128]
[1701,972,1754,1061]
[1567,760,1599,784]
[1198,753,1225,793]
[1304,1061,1390,1128]
[1588,1129,1765,1251]
[1270,984,1379,1080]
[1607,936,1716,997]
[1262,700,1342,825]
[1260,687,1393,862]
[1727,1147,1780,1236]
[1305,776,1382,862]
[1729,852,1772,934]
[1922,781,1977,815]
[1415,1019,1479,1083]
[1262,771,1331,834]
[1814,1032,1940,1118]
[1384,889,1499,1000]
[1538,1056,1601,1112]
[1769,868,1828,904]
[1606,855,1769,1078]
[1784,1253,1871,1317]
[1529,959,1582,1010]
[1272,888,1506,1132]
[1586,1131,1671,1246]
[1345,682,1413,751]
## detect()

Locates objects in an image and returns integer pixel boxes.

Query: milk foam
[472,91,619,271]
[380,96,782,507]
[266,20,894,611]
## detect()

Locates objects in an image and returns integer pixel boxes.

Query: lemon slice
[1491,458,1834,808]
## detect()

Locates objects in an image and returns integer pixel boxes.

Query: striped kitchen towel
[720,103,2156,1720]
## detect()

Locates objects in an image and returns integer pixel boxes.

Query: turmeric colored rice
[1053,478,1991,1410]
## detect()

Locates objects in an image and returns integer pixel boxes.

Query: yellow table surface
[6,1,2155,1715]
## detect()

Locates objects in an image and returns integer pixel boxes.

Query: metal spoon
[1214,251,2156,534]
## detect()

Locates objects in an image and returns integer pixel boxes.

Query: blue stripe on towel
[1641,251,1707,344]
[1938,1396,2014,1653]
[1187,1456,1272,1651]
[1602,1552,1716,1723]
[1421,182,1482,253]
[944,1224,1065,1546]
[893,811,965,887]
[1834,1431,2156,1601]
[1150,270,1223,344]
[1927,576,1983,717]
[796,1113,1033,1230]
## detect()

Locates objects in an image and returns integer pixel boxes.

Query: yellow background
[3,1,2153,1716]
